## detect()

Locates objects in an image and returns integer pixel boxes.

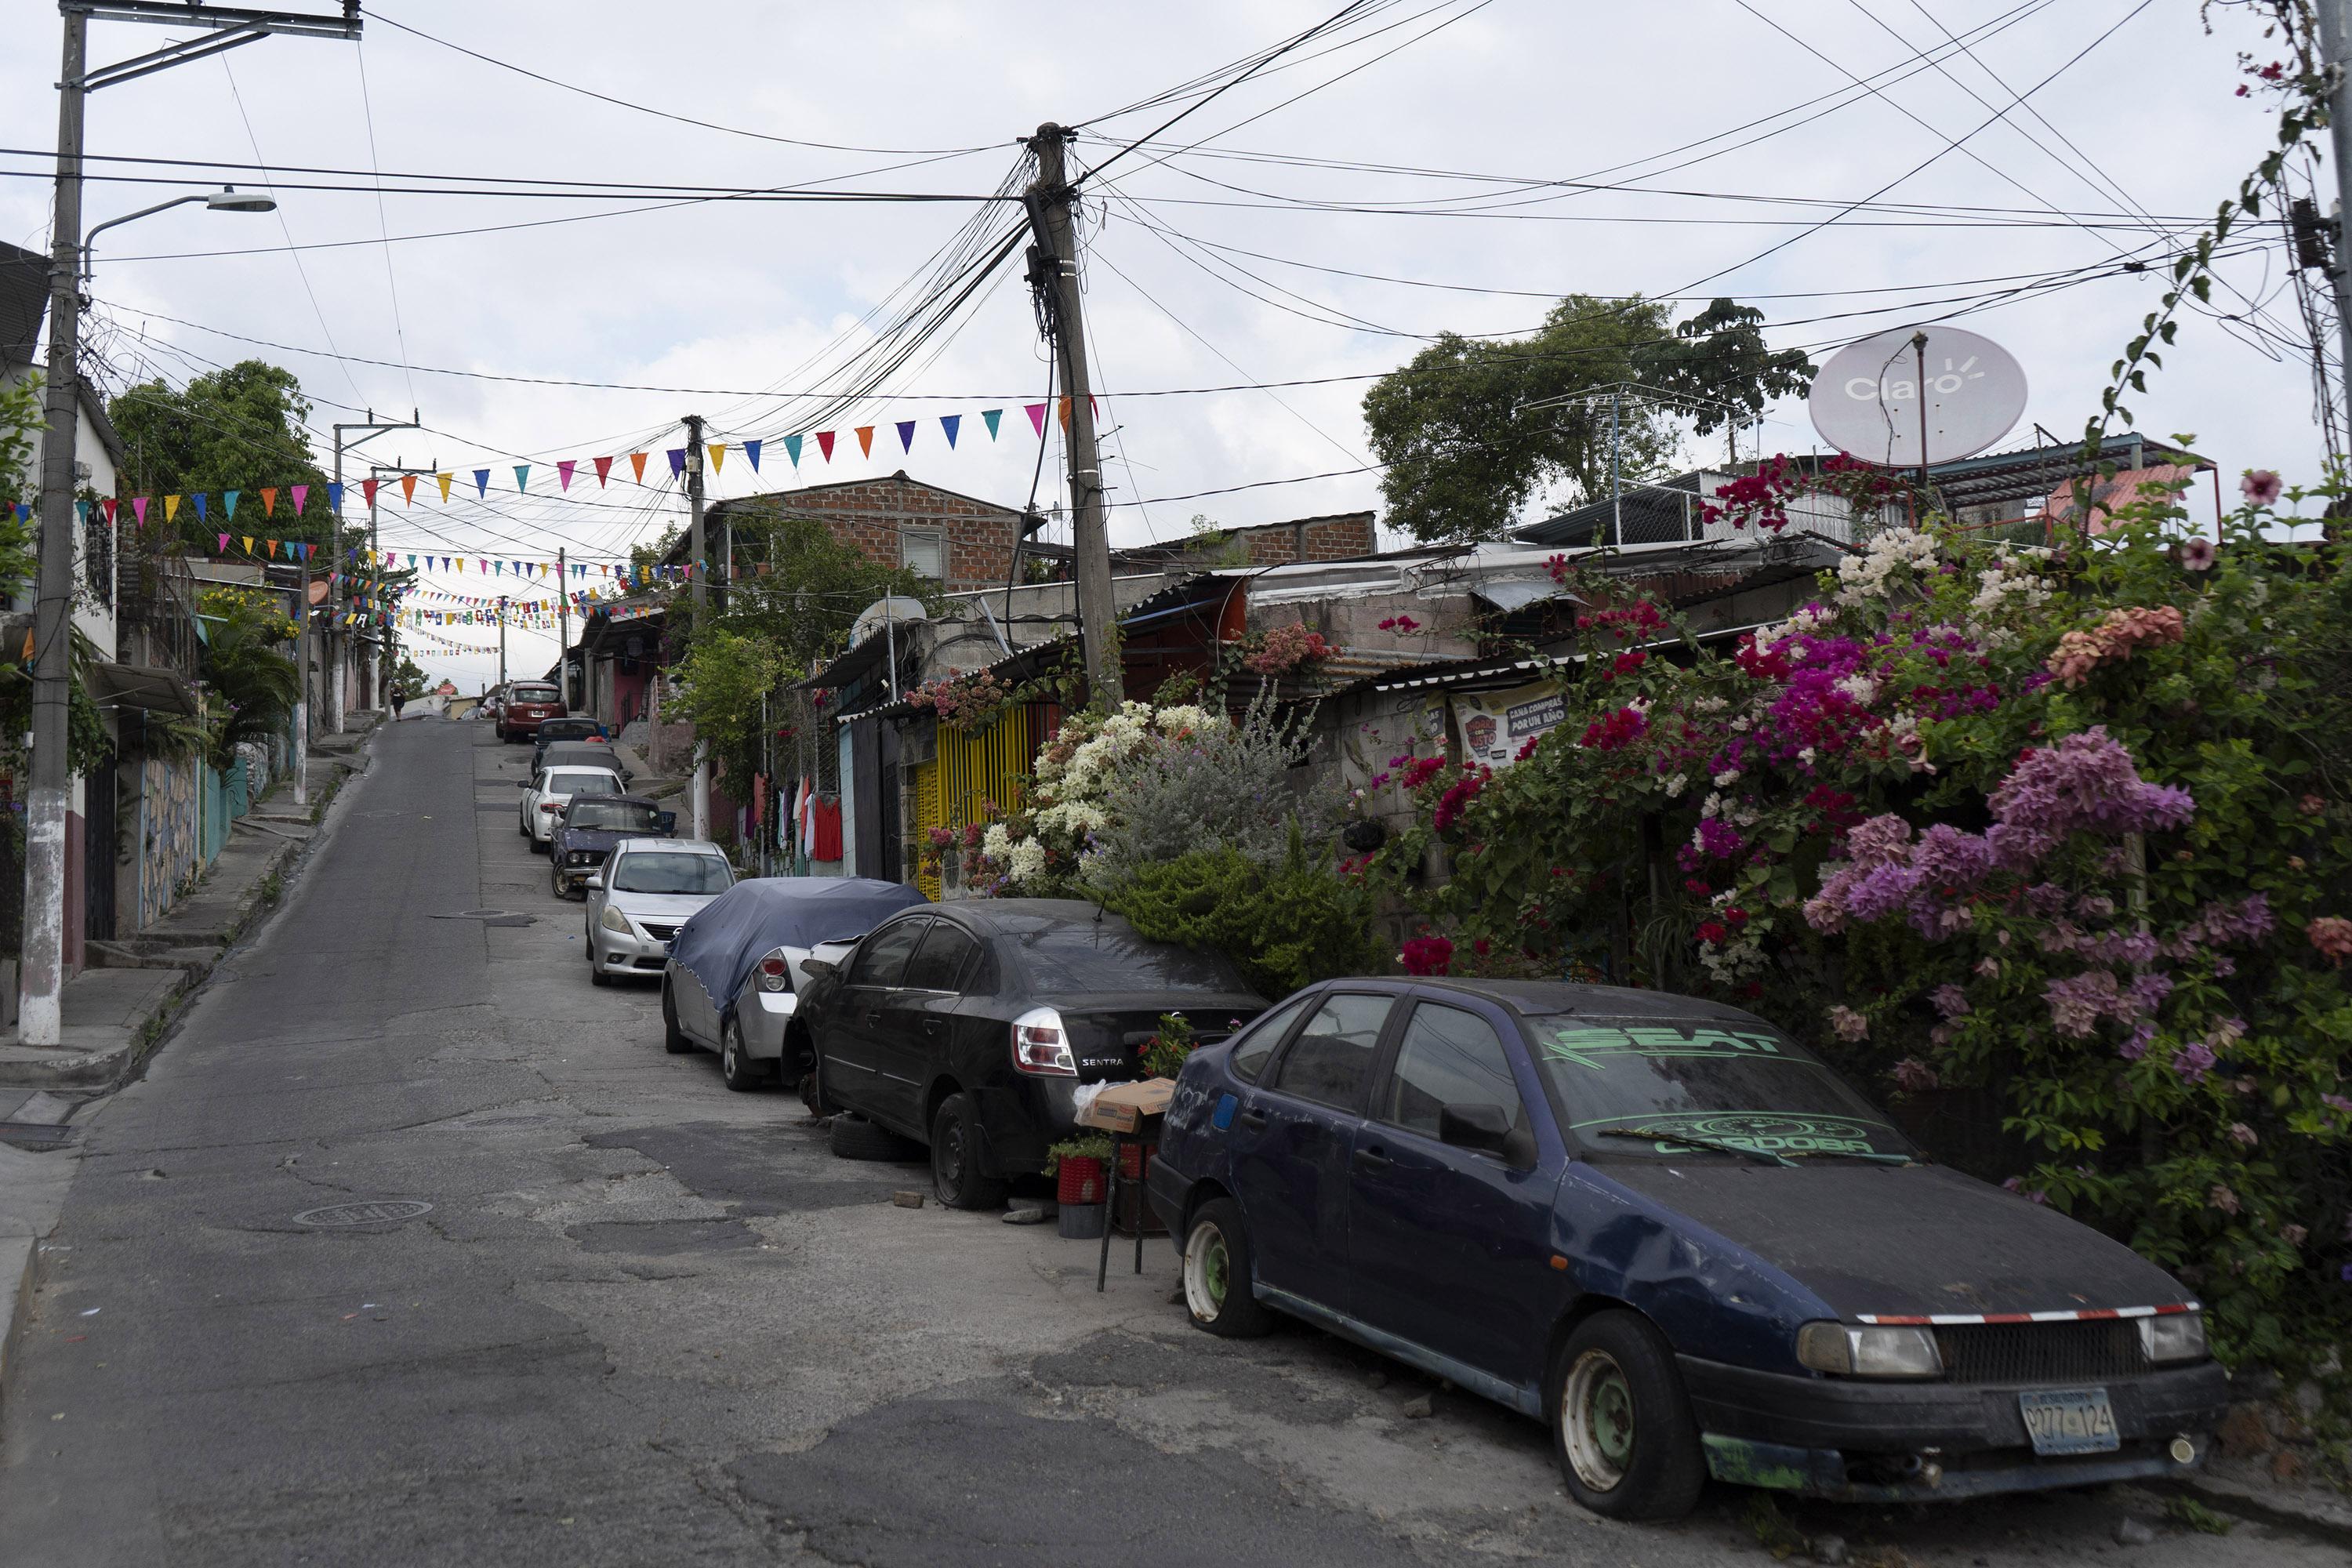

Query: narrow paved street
[0,721,2329,1566]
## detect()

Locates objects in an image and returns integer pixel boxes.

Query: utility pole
[683,414,709,841]
[2318,2,2352,431]
[1022,123,1120,699]
[324,412,416,787]
[495,596,508,691]
[556,546,570,713]
[1609,387,1623,548]
[21,3,361,1043]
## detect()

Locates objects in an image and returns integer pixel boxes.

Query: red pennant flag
[854,426,875,459]
[101,497,117,524]
[361,478,379,508]
[816,430,836,463]
[593,456,612,488]
[628,452,648,483]
[1025,403,1047,437]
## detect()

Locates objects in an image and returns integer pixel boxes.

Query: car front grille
[639,922,680,943]
[1935,1319,2147,1385]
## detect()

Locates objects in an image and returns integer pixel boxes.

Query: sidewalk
[0,721,373,1094]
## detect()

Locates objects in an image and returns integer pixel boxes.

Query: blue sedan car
[1146,978,2228,1520]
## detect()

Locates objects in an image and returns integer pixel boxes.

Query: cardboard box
[1076,1076,1175,1134]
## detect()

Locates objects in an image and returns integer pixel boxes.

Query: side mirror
[802,956,837,981]
[1438,1103,1515,1160]
[585,871,606,891]
[517,779,530,789]
[657,811,677,833]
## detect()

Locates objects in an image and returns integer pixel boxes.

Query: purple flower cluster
[1984,728,2195,869]
[1694,817,1746,860]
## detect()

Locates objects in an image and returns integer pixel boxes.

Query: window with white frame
[899,526,946,580]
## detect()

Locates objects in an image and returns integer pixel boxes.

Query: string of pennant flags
[6,394,1097,551]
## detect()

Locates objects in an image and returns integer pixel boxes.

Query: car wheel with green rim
[1180,1196,1271,1338]
[1548,1311,1705,1520]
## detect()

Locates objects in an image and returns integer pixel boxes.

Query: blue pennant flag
[742,439,761,472]
[474,470,490,499]
[941,413,960,448]
[895,419,916,453]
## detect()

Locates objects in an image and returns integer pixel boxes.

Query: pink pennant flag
[1025,402,1047,437]
[132,496,148,526]
[557,459,576,492]
[291,484,308,516]
[217,532,230,552]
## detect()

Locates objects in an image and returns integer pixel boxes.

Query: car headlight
[755,947,793,994]
[2139,1311,2206,1363]
[1796,1322,1944,1379]
[599,906,632,934]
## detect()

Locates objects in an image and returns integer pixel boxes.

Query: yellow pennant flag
[437,472,453,503]
[707,443,727,474]
[164,495,180,523]
[241,535,254,554]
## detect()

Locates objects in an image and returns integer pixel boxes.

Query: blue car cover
[669,877,929,1010]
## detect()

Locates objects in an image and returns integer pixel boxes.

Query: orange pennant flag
[267,539,279,558]
[400,475,418,506]
[855,426,875,459]
[629,452,648,483]
[260,487,278,517]
[1058,395,1073,430]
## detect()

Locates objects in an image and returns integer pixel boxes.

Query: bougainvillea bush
[1368,474,2352,1368]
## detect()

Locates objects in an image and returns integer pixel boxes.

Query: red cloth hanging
[810,795,844,862]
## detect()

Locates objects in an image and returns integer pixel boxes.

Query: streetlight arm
[79,193,205,281]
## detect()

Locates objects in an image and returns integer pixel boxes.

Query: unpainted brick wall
[1240,513,1377,565]
[730,477,1020,593]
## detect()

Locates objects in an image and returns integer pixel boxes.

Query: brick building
[1112,511,1377,572]
[682,471,1025,594]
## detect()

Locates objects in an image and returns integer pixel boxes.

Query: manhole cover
[293,1200,433,1228]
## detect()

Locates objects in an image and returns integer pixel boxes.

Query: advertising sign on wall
[1451,680,1568,770]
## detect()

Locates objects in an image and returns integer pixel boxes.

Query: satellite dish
[851,596,928,647]
[1808,325,2027,467]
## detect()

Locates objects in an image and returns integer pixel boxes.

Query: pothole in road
[293,1200,434,1228]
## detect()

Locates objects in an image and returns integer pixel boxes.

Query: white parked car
[583,839,735,985]
[519,764,625,851]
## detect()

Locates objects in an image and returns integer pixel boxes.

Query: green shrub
[1104,823,1387,999]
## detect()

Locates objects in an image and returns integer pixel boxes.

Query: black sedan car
[1148,978,2227,1520]
[799,899,1265,1209]
[549,794,674,898]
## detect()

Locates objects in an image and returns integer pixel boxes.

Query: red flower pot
[1056,1156,1105,1206]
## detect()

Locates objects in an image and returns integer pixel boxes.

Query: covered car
[549,794,675,898]
[661,877,929,1092]
[1149,978,2227,1520]
[799,900,1266,1207]
[584,838,735,985]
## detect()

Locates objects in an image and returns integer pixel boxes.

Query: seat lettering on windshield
[1542,1025,1785,1071]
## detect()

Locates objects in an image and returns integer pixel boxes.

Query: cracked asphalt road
[0,720,2333,1566]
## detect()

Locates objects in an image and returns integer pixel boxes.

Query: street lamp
[79,186,276,281]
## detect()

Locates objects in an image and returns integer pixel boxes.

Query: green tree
[194,588,298,766]
[108,361,336,557]
[1363,296,1814,543]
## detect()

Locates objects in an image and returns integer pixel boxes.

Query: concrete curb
[2175,1474,2352,1549]
[0,1233,32,1416]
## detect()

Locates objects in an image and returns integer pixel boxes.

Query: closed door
[829,916,931,1115]
[873,919,978,1134]
[1350,1000,1555,1384]
[1229,991,1396,1312]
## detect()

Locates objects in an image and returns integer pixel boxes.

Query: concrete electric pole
[20,1,360,1044]
[683,415,709,841]
[1022,124,1120,700]
[557,546,569,713]
[2317,1,2352,430]
[321,412,416,797]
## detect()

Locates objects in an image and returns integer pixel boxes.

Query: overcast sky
[0,0,2315,689]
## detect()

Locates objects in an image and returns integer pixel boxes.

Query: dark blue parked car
[1146,978,2229,1520]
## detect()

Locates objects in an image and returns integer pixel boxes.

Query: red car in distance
[498,681,565,742]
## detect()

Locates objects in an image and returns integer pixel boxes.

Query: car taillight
[756,949,792,994]
[1011,1006,1076,1076]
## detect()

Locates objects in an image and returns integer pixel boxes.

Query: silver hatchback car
[583,838,735,985]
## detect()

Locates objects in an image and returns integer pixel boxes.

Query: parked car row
[521,739,2228,1523]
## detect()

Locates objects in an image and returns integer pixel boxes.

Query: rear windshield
[545,771,621,796]
[611,852,731,895]
[512,686,558,700]
[566,801,659,832]
[1008,924,1241,995]
[1521,1014,1914,1160]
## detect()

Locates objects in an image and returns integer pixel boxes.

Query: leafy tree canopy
[1363,296,1815,543]
[108,360,335,555]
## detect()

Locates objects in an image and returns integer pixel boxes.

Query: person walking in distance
[389,683,406,720]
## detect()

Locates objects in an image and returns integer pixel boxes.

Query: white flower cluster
[981,699,1240,893]
[1969,548,2054,616]
[1835,528,1943,607]
[1698,931,1768,985]
[1755,602,1835,645]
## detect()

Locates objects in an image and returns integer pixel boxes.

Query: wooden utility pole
[682,415,709,840]
[1022,123,1120,699]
